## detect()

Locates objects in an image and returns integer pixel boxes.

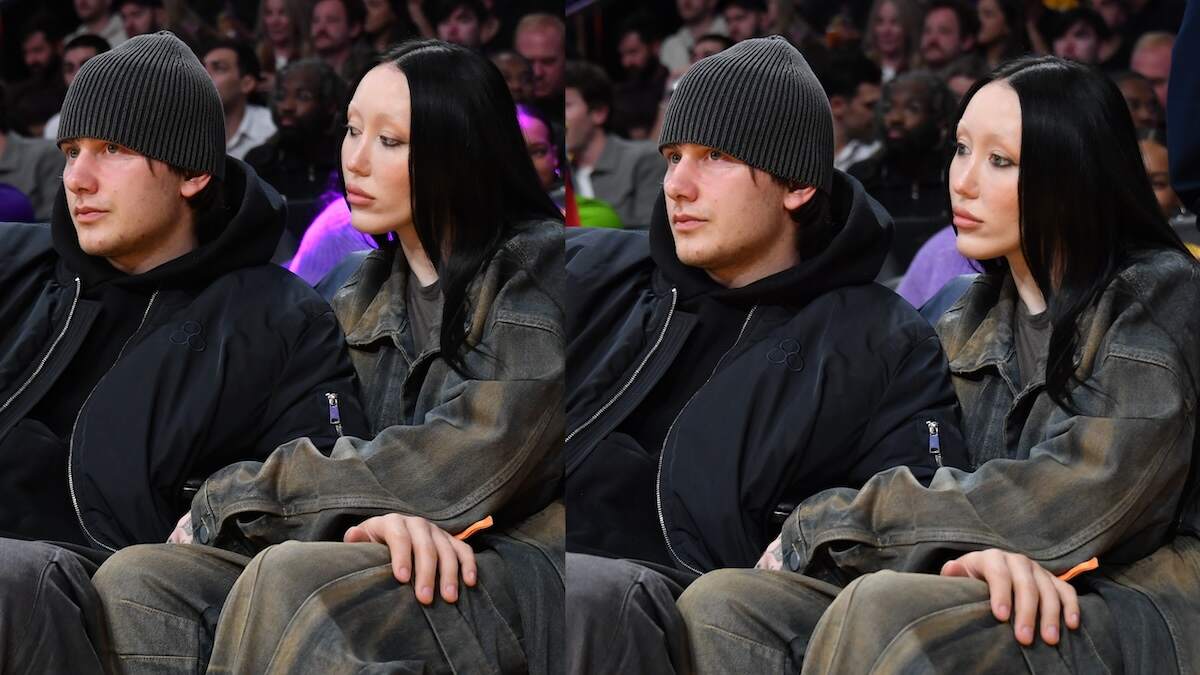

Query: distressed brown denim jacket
[782,249,1200,671]
[189,219,564,579]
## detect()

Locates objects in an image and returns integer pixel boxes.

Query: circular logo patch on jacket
[169,320,206,352]
[766,339,804,372]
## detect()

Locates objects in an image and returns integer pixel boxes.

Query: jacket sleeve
[848,334,967,487]
[191,306,564,555]
[780,342,1195,582]
[1168,0,1200,213]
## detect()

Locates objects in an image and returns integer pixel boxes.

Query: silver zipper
[68,291,159,552]
[926,420,943,467]
[326,392,344,436]
[656,306,758,573]
[565,287,678,444]
[0,277,82,417]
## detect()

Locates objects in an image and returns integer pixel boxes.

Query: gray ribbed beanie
[659,35,833,193]
[57,31,225,180]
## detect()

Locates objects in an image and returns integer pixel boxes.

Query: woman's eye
[989,153,1013,168]
[954,141,969,155]
[345,125,360,137]
[380,136,401,148]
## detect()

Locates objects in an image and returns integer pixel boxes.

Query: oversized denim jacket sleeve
[189,223,565,553]
[779,252,1200,580]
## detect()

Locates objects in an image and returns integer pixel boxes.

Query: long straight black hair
[376,40,562,374]
[955,56,1191,411]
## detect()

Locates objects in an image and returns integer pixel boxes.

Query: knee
[92,544,177,602]
[0,540,79,607]
[676,568,762,626]
[566,554,674,620]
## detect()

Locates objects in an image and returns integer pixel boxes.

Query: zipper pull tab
[326,392,344,436]
[926,420,942,467]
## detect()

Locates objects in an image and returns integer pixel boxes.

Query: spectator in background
[0,184,36,223]
[862,0,922,81]
[848,71,955,276]
[515,13,566,123]
[690,32,733,62]
[943,54,988,100]
[256,0,312,99]
[1093,0,1134,70]
[920,0,979,71]
[565,61,663,229]
[43,35,112,140]
[1049,7,1107,66]
[65,0,128,47]
[611,12,668,140]
[722,0,770,42]
[659,0,728,74]
[118,0,164,37]
[8,15,66,137]
[491,50,533,103]
[1114,70,1163,130]
[311,0,373,82]
[0,84,66,221]
[432,0,485,50]
[363,0,415,53]
[975,0,1027,69]
[203,40,277,161]
[1138,129,1192,236]
[1131,31,1173,108]
[246,58,347,257]
[822,52,883,172]
[518,102,564,207]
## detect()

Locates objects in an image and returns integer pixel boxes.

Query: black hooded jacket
[0,158,368,551]
[565,171,967,573]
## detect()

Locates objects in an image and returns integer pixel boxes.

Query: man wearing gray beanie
[563,36,965,671]
[0,31,367,671]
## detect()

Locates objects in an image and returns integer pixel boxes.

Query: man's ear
[239,73,257,97]
[180,173,213,199]
[783,184,817,211]
[828,95,847,118]
[590,104,610,128]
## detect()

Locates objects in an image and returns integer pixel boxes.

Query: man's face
[920,7,968,68]
[691,37,726,62]
[274,68,330,137]
[436,6,482,49]
[676,0,714,23]
[1131,44,1171,108]
[618,32,653,74]
[724,5,765,42]
[492,53,532,102]
[515,26,565,100]
[661,143,806,288]
[1052,21,1100,64]
[564,87,602,155]
[75,0,109,22]
[62,46,100,87]
[881,79,941,156]
[312,0,357,55]
[204,47,252,110]
[120,2,159,36]
[23,32,55,76]
[1119,77,1162,130]
[841,82,881,141]
[61,138,205,274]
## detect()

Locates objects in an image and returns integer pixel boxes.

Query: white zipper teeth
[657,306,758,574]
[0,277,82,416]
[565,288,678,445]
[68,290,159,552]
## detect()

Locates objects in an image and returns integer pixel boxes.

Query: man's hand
[168,512,193,544]
[755,534,784,571]
[344,514,477,605]
[941,549,1080,646]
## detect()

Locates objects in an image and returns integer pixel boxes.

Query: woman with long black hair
[679,55,1200,674]
[93,40,566,674]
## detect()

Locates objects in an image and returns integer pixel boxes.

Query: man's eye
[106,143,120,153]
[708,150,723,160]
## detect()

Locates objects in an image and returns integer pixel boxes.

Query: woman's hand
[941,549,1080,646]
[344,513,477,605]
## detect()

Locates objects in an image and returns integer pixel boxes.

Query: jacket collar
[946,273,1016,376]
[341,248,412,349]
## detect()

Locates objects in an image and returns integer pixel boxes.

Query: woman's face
[342,65,413,236]
[873,1,905,57]
[263,0,292,45]
[1140,139,1182,216]
[950,81,1023,264]
[519,113,558,190]
[977,0,1009,46]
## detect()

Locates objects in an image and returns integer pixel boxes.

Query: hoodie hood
[649,170,893,307]
[52,157,285,290]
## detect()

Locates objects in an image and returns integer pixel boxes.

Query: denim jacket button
[784,547,802,571]
[195,522,210,544]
